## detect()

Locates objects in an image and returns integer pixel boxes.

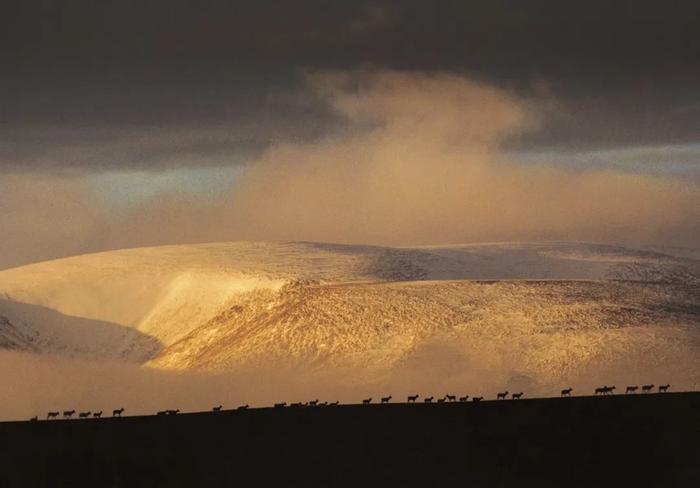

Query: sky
[1,0,699,269]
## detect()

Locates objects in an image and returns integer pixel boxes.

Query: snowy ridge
[0,241,698,390]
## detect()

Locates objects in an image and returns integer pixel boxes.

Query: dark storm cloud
[1,0,699,171]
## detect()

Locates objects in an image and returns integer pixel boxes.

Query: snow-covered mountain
[1,241,699,391]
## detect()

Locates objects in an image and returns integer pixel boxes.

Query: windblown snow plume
[1,71,699,270]
[228,71,700,246]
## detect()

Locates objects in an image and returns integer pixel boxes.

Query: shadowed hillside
[1,392,698,487]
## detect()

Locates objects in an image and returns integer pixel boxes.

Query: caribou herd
[31,383,672,421]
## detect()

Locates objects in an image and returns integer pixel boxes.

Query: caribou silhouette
[437,398,446,403]
[237,404,249,410]
[459,395,469,402]
[63,410,75,419]
[595,386,615,395]
[166,409,179,415]
[445,395,456,402]
[308,400,319,406]
[381,396,392,404]
[407,394,419,403]
[642,384,654,393]
[29,416,38,422]
[79,411,91,419]
[93,411,102,418]
[157,410,167,416]
[274,402,286,408]
[362,398,372,405]
[511,392,523,400]
[47,412,59,419]
[472,397,483,402]
[423,396,434,403]
[626,386,639,394]
[561,388,573,397]
[113,408,125,417]
[329,401,340,406]
[212,405,222,412]
[290,402,305,408]
[497,391,508,400]
[659,384,670,392]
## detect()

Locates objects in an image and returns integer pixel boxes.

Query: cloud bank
[1,70,699,269]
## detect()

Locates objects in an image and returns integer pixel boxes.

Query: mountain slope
[0,241,698,391]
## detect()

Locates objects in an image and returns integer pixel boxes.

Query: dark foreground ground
[1,392,698,487]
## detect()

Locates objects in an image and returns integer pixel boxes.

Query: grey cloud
[0,127,264,172]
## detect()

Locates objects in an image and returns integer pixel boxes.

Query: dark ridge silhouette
[626,385,639,394]
[407,394,419,403]
[112,408,124,417]
[2,393,697,487]
[497,391,508,400]
[659,384,670,392]
[561,388,573,397]
[642,384,654,393]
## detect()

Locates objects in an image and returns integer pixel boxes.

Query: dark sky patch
[1,0,699,171]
